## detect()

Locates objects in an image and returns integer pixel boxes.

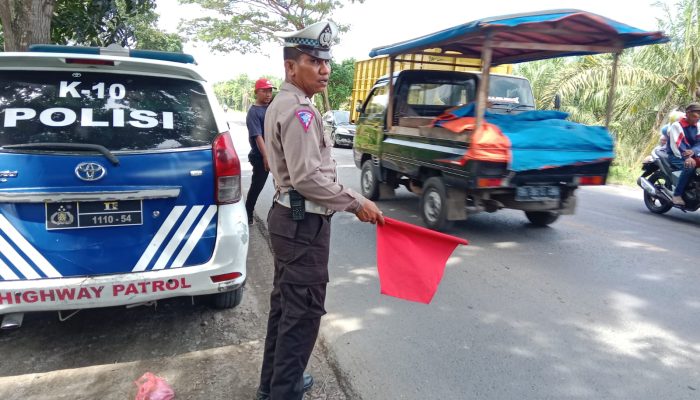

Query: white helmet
[668,110,685,124]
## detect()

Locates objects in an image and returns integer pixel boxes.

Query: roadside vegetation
[214,58,355,112]
[516,0,700,185]
[0,0,181,51]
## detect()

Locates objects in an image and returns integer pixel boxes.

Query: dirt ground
[0,220,349,400]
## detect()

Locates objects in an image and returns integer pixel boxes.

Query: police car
[0,44,248,328]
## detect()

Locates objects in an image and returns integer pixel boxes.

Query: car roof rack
[27,44,196,64]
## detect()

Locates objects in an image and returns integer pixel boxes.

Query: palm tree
[515,0,700,182]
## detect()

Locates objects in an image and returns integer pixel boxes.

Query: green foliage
[178,0,363,54]
[0,20,3,51]
[214,75,282,112]
[328,58,355,110]
[514,0,700,183]
[51,0,182,51]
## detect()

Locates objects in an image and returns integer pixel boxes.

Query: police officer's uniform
[257,21,368,400]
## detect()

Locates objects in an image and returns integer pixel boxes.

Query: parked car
[0,44,248,329]
[322,110,356,148]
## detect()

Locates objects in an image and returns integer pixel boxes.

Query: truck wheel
[420,177,453,230]
[524,211,560,226]
[210,287,243,309]
[361,160,380,200]
[643,173,673,214]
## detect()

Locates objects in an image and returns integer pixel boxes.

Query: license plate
[46,200,143,230]
[515,185,560,201]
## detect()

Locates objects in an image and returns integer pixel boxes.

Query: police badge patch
[295,109,314,132]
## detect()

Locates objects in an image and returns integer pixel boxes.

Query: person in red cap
[245,78,276,224]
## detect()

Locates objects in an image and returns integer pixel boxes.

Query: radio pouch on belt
[288,189,306,221]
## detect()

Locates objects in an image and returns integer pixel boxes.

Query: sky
[155,0,668,83]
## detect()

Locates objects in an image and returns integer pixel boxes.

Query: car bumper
[335,134,354,147]
[0,202,248,313]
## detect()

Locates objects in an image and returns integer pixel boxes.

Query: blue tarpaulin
[435,104,614,171]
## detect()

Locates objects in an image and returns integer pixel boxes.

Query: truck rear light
[578,175,604,185]
[210,272,243,283]
[477,177,502,187]
[213,132,241,204]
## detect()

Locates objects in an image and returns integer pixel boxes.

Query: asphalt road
[233,116,700,400]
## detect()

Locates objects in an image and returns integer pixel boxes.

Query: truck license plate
[515,186,560,201]
[46,200,143,230]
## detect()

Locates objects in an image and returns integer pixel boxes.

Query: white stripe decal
[152,206,204,270]
[0,235,40,279]
[171,205,217,268]
[132,206,186,272]
[0,258,20,281]
[0,214,61,278]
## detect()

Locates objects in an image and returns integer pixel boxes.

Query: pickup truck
[352,9,667,230]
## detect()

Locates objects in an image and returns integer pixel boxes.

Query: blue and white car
[0,45,248,328]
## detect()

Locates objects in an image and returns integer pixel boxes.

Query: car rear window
[0,70,218,151]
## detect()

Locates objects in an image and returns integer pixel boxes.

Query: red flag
[376,217,468,304]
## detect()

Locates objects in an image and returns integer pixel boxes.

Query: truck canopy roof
[368,9,668,64]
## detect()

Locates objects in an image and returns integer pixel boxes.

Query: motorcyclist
[667,103,700,206]
[644,110,684,163]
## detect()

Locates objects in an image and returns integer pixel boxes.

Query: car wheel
[210,287,243,309]
[643,172,673,214]
[524,211,560,226]
[361,160,380,200]
[331,132,338,148]
[420,177,453,230]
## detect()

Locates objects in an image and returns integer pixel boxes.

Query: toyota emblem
[75,162,106,181]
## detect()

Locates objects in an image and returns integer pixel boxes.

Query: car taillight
[213,132,241,204]
[210,272,242,283]
[65,58,115,66]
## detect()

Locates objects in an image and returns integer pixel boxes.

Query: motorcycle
[637,148,700,213]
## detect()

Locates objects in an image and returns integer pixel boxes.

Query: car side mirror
[554,94,561,110]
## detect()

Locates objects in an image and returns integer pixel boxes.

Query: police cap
[276,20,338,60]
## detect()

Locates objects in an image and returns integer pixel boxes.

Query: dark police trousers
[245,154,269,221]
[259,202,331,400]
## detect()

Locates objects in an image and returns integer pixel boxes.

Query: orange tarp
[438,117,511,164]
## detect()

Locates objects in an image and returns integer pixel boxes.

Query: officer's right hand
[356,200,385,226]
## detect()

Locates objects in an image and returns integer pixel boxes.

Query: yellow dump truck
[350,54,512,122]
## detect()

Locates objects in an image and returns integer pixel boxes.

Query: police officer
[256,20,385,400]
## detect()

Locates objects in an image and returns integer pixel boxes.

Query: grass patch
[607,163,639,186]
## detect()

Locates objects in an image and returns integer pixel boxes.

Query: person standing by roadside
[256,20,385,400]
[245,78,276,225]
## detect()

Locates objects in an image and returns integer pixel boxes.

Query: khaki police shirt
[265,82,365,213]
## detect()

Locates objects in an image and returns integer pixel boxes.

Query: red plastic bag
[134,372,175,400]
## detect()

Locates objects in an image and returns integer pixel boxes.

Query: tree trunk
[321,88,331,113]
[0,0,55,52]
